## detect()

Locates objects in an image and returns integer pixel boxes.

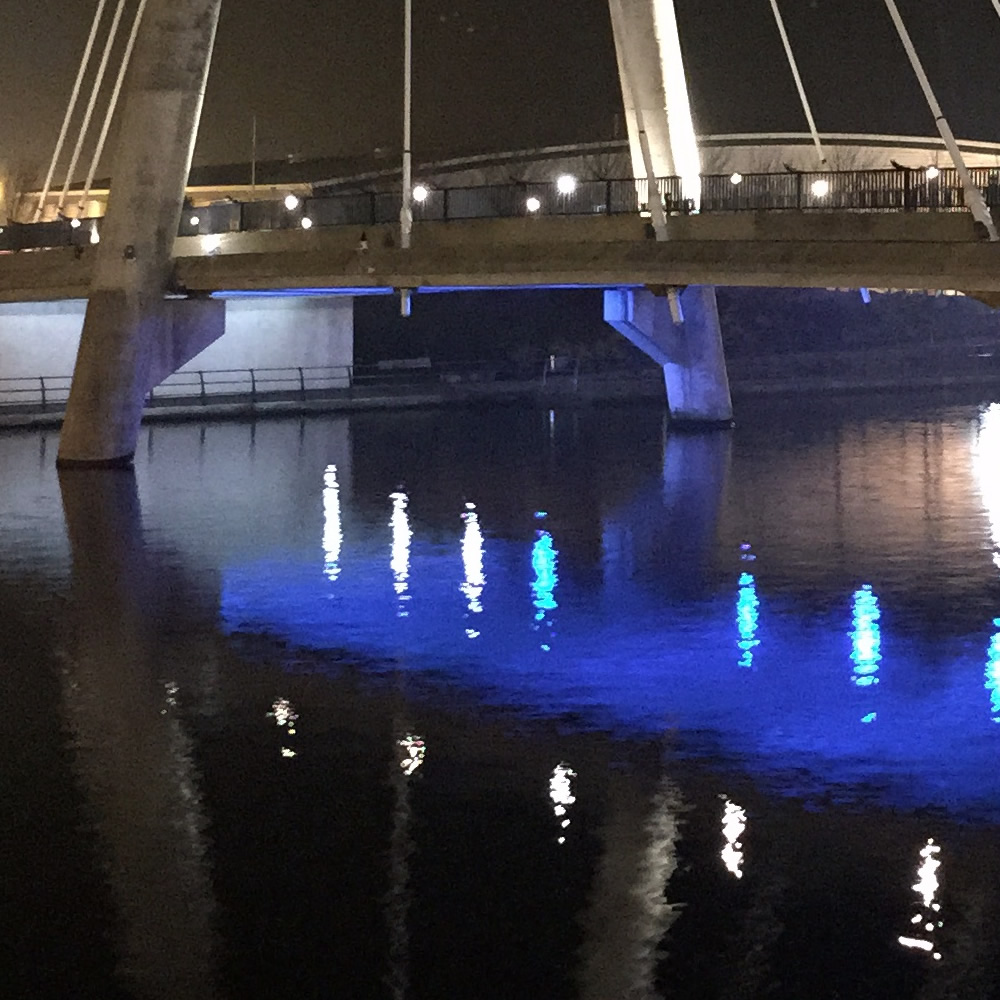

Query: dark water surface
[3,397,1000,998]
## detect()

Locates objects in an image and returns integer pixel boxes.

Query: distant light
[526,196,541,213]
[300,217,313,229]
[284,193,300,211]
[556,174,577,195]
[70,217,82,229]
[202,234,222,255]
[412,184,429,203]
[811,178,831,198]
[189,215,200,227]
[925,166,940,181]
[730,172,743,185]
[89,225,100,245]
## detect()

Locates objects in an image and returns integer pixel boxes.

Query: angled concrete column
[606,286,734,424]
[608,0,701,204]
[58,0,222,467]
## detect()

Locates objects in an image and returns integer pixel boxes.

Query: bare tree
[0,161,39,222]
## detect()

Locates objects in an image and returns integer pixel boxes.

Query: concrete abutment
[605,286,734,425]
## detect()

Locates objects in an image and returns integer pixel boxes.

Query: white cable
[992,0,1000,22]
[34,0,109,221]
[58,0,128,214]
[883,0,998,240]
[78,0,150,216]
[769,0,827,167]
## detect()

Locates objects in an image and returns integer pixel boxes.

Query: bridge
[2,0,998,465]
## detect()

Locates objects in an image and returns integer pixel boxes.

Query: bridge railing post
[198,370,206,403]
[249,368,257,403]
[298,366,306,400]
[39,377,47,410]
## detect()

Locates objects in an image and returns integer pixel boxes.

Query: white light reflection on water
[390,492,412,617]
[899,839,943,961]
[460,503,485,639]
[267,698,299,759]
[850,585,882,689]
[972,403,1000,571]
[721,798,747,878]
[550,763,577,845]
[973,405,1000,722]
[322,465,342,582]
[397,734,426,776]
[531,517,558,652]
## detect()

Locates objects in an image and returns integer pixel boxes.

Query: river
[2,394,999,998]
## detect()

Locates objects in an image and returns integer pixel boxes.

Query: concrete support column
[58,0,222,467]
[605,286,734,425]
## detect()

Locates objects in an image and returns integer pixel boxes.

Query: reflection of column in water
[390,492,412,617]
[736,544,760,670]
[851,584,882,725]
[531,514,558,652]
[58,470,217,1000]
[550,762,577,846]
[460,503,485,639]
[322,465,343,583]
[579,774,683,1000]
[899,839,944,963]
[385,731,426,1000]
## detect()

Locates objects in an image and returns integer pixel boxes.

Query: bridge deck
[1,214,997,303]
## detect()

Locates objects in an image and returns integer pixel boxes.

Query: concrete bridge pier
[57,0,223,467]
[605,286,734,425]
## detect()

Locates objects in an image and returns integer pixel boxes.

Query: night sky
[3,0,1000,175]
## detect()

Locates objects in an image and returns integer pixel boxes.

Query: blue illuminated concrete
[605,286,734,424]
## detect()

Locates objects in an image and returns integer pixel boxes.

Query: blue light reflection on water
[736,572,760,669]
[219,449,1000,817]
[531,524,558,653]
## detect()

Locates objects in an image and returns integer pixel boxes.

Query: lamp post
[400,0,413,250]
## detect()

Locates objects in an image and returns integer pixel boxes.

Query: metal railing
[0,358,658,415]
[4,167,999,253]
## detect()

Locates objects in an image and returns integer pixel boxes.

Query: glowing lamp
[556,174,577,195]
[926,166,940,181]
[300,217,313,229]
[412,184,429,203]
[526,196,542,213]
[70,218,82,229]
[284,194,300,211]
[811,178,831,198]
[189,215,200,227]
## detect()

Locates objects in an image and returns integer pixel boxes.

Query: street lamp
[556,174,577,195]
[412,184,429,203]
[284,193,300,211]
[526,196,542,213]
[730,172,743,185]
[811,178,830,198]
[925,165,940,181]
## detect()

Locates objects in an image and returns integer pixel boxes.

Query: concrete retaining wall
[0,296,354,386]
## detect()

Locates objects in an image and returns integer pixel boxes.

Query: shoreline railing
[0,358,655,415]
[4,167,998,252]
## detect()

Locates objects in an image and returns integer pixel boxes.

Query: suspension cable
[991,0,1000,21]
[768,0,827,167]
[78,0,151,216]
[883,0,998,240]
[58,0,128,215]
[34,0,109,221]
